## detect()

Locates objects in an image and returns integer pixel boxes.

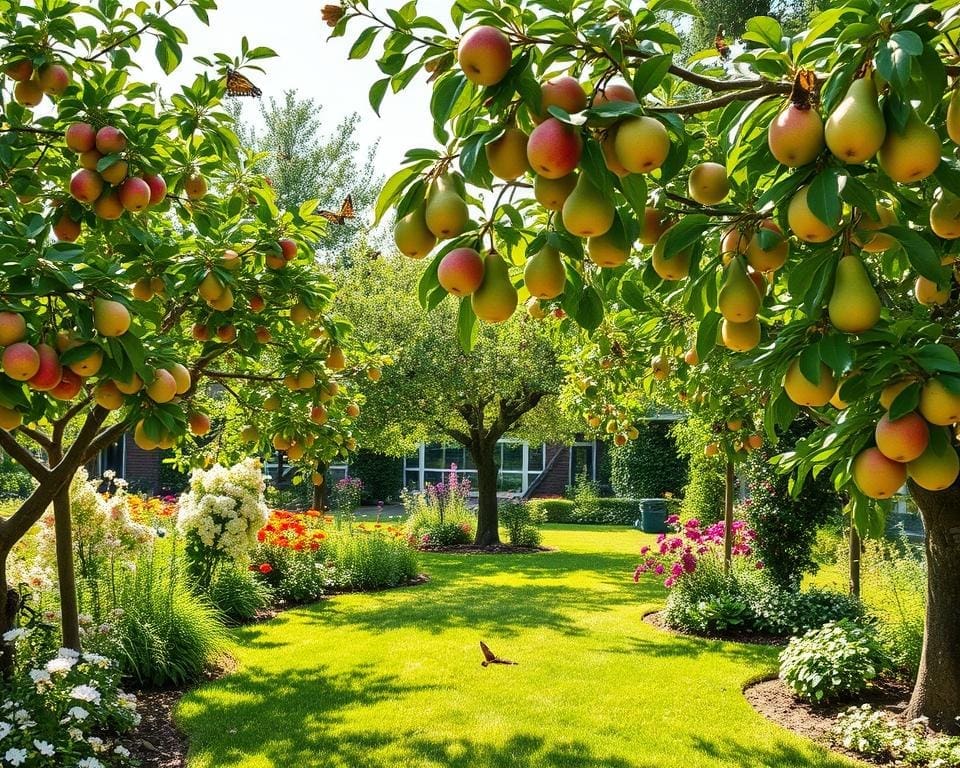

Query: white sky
[137,0,454,174]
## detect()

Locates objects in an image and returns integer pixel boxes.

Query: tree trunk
[53,482,81,651]
[904,481,960,733]
[0,546,17,679]
[312,461,328,511]
[472,439,500,546]
[723,459,734,575]
[848,524,861,598]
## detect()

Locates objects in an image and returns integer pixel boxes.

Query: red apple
[527,118,583,179]
[118,177,151,212]
[27,344,62,391]
[65,123,96,153]
[438,247,485,297]
[3,60,33,82]
[95,126,127,155]
[143,174,167,206]
[537,75,587,122]
[457,25,512,87]
[37,63,69,96]
[69,169,103,204]
[53,215,82,242]
[279,238,297,261]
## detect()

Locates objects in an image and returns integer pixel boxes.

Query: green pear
[825,75,886,164]
[561,175,614,238]
[425,176,469,239]
[717,258,761,322]
[878,111,941,183]
[523,245,566,299]
[947,89,960,146]
[587,227,630,268]
[828,255,881,333]
[394,205,436,259]
[534,173,576,211]
[471,251,518,323]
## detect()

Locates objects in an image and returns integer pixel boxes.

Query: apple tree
[0,0,364,666]
[334,0,960,731]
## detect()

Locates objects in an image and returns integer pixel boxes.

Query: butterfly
[318,195,355,225]
[480,641,518,667]
[789,69,818,109]
[714,25,730,60]
[225,68,262,98]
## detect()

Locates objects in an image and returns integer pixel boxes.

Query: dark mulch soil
[642,609,787,646]
[744,676,912,766]
[418,544,556,554]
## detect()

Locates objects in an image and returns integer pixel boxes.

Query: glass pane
[445,445,465,468]
[424,444,445,469]
[405,449,421,465]
[498,472,523,492]
[502,442,523,471]
[527,444,544,472]
[570,445,594,484]
[462,451,476,470]
[423,470,444,487]
[404,471,420,491]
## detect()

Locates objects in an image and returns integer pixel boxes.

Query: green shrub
[749,583,864,635]
[404,476,474,543]
[499,501,546,547]
[530,496,657,525]
[209,565,272,624]
[348,450,403,504]
[332,529,419,590]
[662,554,751,634]
[779,620,888,702]
[833,704,960,766]
[529,498,576,522]
[671,417,725,524]
[420,520,472,546]
[0,454,35,500]
[255,549,339,605]
[610,421,688,498]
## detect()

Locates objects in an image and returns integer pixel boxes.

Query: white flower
[81,653,110,668]
[12,709,33,727]
[1,629,29,643]
[28,669,50,686]
[77,758,104,768]
[46,656,76,675]
[3,748,26,766]
[58,648,80,659]
[70,685,101,705]
[67,706,89,721]
[0,722,11,740]
[86,736,104,752]
[113,745,130,758]
[67,728,83,742]
[33,740,55,757]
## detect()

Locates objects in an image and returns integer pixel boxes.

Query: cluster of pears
[584,406,640,448]
[852,377,960,499]
[703,418,764,458]
[4,57,70,107]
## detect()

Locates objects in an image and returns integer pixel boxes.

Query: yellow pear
[787,185,838,243]
[534,174,576,212]
[717,258,761,322]
[880,378,913,410]
[485,127,529,180]
[471,251,518,323]
[394,206,436,259]
[721,317,761,352]
[919,378,960,425]
[746,220,789,272]
[523,246,566,300]
[908,436,960,491]
[828,255,881,333]
[915,276,950,306]
[948,89,960,145]
[930,192,960,240]
[613,116,670,174]
[877,111,941,183]
[852,202,897,253]
[561,175,614,238]
[651,237,690,281]
[783,359,835,407]
[587,228,630,268]
[424,176,469,239]
[824,75,886,164]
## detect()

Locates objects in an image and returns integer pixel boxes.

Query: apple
[457,25,512,87]
[118,177,151,212]
[95,126,127,155]
[143,174,167,206]
[65,123,96,153]
[37,64,69,96]
[69,169,103,204]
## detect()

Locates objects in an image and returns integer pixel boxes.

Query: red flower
[258,562,273,574]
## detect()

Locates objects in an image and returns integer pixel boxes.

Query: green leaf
[618,171,647,218]
[374,164,421,225]
[660,214,711,257]
[430,73,467,133]
[457,297,478,352]
[695,312,721,363]
[799,342,823,385]
[417,249,445,310]
[807,169,842,228]
[349,26,380,59]
[368,77,390,116]
[742,16,783,51]
[155,38,182,75]
[631,54,672,98]
[915,344,960,375]
[886,226,942,282]
[889,382,920,420]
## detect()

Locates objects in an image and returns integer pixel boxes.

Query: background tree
[338,0,960,730]
[337,254,576,544]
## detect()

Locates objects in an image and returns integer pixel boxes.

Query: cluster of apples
[4,58,69,107]
[704,418,764,458]
[851,378,960,499]
[64,122,169,231]
[0,306,207,446]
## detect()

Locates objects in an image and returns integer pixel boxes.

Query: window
[570,442,596,485]
[403,440,547,494]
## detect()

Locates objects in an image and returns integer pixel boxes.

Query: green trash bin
[639,498,670,534]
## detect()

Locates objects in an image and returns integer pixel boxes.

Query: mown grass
[177,524,855,768]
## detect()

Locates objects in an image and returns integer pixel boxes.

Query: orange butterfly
[318,195,355,225]
[225,68,262,98]
[789,69,818,109]
[714,25,731,61]
[480,641,518,667]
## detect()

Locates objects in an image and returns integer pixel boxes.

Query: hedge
[529,497,676,526]
[610,421,688,499]
[347,451,404,505]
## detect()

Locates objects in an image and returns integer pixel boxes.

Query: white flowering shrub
[833,704,960,766]
[177,459,269,587]
[0,630,139,767]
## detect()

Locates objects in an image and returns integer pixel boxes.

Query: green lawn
[176,525,854,768]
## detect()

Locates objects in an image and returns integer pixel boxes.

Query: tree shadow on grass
[597,633,781,666]
[687,733,850,767]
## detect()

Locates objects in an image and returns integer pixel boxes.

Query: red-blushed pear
[27,344,62,391]
[687,162,729,205]
[915,276,950,306]
[471,251,518,323]
[188,412,211,436]
[310,405,328,425]
[919,378,960,425]
[99,159,128,185]
[852,446,907,499]
[207,285,234,311]
[523,245,566,300]
[748,268,768,297]
[720,317,760,352]
[93,298,131,337]
[143,174,167,206]
[537,75,587,121]
[265,253,286,270]
[562,175,614,237]
[95,126,126,155]
[279,238,297,261]
[184,173,207,200]
[326,346,346,371]
[878,111,941,183]
[746,219,789,272]
[438,247,485,297]
[2,343,40,381]
[254,325,272,344]
[824,74,886,164]
[614,116,670,174]
[600,129,630,177]
[651,238,690,281]
[93,381,123,411]
[118,177,151,212]
[192,323,211,342]
[37,63,69,95]
[767,104,824,166]
[169,363,191,395]
[880,378,913,410]
[424,177,469,239]
[485,128,529,180]
[650,355,669,381]
[0,312,27,345]
[69,169,103,204]
[3,60,33,81]
[875,411,930,462]
[587,227,629,268]
[908,436,960,491]
[930,193,960,239]
[65,122,96,153]
[13,79,43,107]
[639,207,671,246]
[249,294,266,313]
[146,369,177,403]
[346,402,361,418]
[198,272,225,302]
[52,215,81,243]
[93,191,123,221]
[68,347,103,377]
[783,359,835,407]
[533,173,576,211]
[134,420,159,452]
[394,207,436,258]
[788,184,838,243]
[684,348,699,365]
[78,149,103,171]
[50,369,83,401]
[457,25,512,87]
[0,406,22,431]
[216,324,236,342]
[114,373,142,395]
[527,118,582,179]
[594,80,637,104]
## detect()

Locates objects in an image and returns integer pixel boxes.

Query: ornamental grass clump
[404,464,475,546]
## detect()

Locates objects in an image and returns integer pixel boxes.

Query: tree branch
[0,431,47,482]
[0,126,64,137]
[52,396,93,445]
[204,370,285,383]
[81,420,129,465]
[83,0,190,62]
[647,83,785,116]
[16,426,54,452]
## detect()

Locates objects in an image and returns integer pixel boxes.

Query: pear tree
[335,0,960,731]
[0,0,365,666]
